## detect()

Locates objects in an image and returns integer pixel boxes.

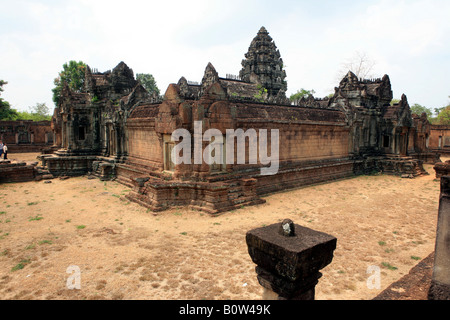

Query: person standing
[2,142,7,160]
[0,141,3,158]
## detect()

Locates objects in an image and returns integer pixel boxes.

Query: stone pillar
[428,176,450,300]
[67,120,73,150]
[246,219,337,300]
[61,121,66,149]
[114,125,121,159]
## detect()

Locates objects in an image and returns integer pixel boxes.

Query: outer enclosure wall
[430,125,450,155]
[0,120,53,153]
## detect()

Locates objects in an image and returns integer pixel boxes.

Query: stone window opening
[78,126,86,141]
[445,136,450,147]
[383,135,390,148]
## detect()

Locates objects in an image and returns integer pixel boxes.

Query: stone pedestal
[434,161,450,179]
[428,176,450,300]
[246,219,337,300]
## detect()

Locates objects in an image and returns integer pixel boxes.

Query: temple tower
[239,27,287,99]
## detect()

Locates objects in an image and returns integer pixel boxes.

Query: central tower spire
[239,27,287,100]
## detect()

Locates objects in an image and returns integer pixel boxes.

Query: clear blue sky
[1,0,449,112]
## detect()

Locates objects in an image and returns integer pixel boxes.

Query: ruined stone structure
[239,26,289,104]
[41,27,437,214]
[0,160,37,183]
[0,120,56,183]
[428,176,450,300]
[0,120,53,153]
[246,219,337,300]
[429,125,450,155]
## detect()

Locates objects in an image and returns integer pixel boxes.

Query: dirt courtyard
[0,153,442,300]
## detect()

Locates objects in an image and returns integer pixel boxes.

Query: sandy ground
[0,153,443,300]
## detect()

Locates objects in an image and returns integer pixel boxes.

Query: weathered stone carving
[239,26,287,101]
[246,220,337,300]
[428,176,450,300]
[41,27,439,214]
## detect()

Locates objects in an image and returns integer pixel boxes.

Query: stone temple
[40,27,439,215]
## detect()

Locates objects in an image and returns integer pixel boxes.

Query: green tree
[289,89,316,105]
[410,103,432,118]
[136,73,160,96]
[30,102,50,118]
[17,103,51,121]
[436,106,450,125]
[0,80,19,120]
[390,99,400,106]
[4,103,51,122]
[434,107,445,117]
[52,61,87,106]
[435,97,450,125]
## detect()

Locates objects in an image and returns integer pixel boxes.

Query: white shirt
[3,145,7,152]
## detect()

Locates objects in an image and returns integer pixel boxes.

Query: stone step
[228,192,245,200]
[228,187,243,193]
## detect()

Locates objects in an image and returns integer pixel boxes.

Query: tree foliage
[433,96,450,125]
[289,88,316,105]
[136,73,160,96]
[52,60,87,106]
[0,80,19,120]
[410,103,432,118]
[18,103,51,121]
[390,99,400,106]
[436,106,450,125]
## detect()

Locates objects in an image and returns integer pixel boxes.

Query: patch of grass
[180,232,187,236]
[25,244,36,250]
[378,241,386,246]
[38,240,52,245]
[213,222,221,225]
[27,201,39,206]
[11,259,31,272]
[381,262,398,271]
[411,256,421,261]
[0,211,6,215]
[28,215,43,221]
[0,232,10,240]
[173,211,182,216]
[65,219,71,223]
[76,225,86,230]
